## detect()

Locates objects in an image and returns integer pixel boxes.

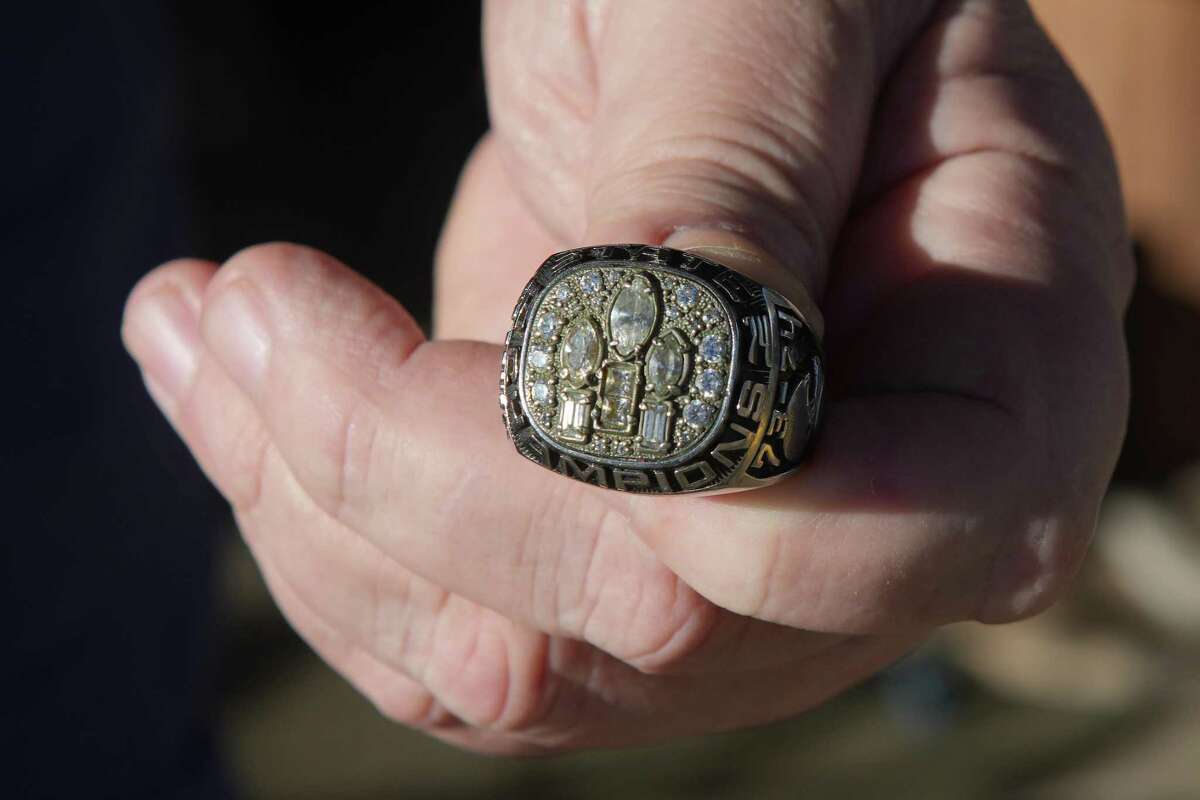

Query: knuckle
[978,511,1095,624]
[618,591,719,675]
[940,2,1123,225]
[422,608,554,736]
[361,556,416,669]
[372,683,459,731]
[326,397,390,529]
[539,500,716,674]
[216,241,320,287]
[370,681,436,726]
[342,300,426,391]
[209,242,357,331]
[215,240,425,385]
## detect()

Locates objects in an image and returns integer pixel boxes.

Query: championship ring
[499,244,825,494]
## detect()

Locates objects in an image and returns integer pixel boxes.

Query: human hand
[122,0,1131,753]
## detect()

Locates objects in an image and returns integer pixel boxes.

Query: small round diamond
[536,312,559,337]
[698,369,723,397]
[529,348,551,369]
[699,335,727,363]
[580,272,603,294]
[675,284,699,308]
[531,381,552,403]
[665,305,680,319]
[683,400,712,427]
[553,284,572,302]
[702,308,722,325]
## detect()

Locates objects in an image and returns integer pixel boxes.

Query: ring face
[501,245,824,495]
[520,264,734,463]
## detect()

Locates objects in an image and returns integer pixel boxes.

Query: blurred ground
[174,2,1200,797]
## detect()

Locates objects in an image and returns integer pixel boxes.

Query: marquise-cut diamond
[609,277,657,355]
[562,318,600,376]
[646,339,685,389]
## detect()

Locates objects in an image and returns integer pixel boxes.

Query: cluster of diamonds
[522,267,731,460]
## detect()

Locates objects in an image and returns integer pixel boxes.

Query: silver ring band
[500,244,825,495]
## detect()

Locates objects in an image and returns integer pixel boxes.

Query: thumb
[485,0,938,314]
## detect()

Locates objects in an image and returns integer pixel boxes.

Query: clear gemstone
[531,381,552,403]
[675,284,699,307]
[580,272,603,294]
[698,369,723,397]
[702,308,722,325]
[529,348,551,369]
[639,401,671,448]
[553,284,572,302]
[618,364,637,393]
[537,312,559,336]
[598,363,638,433]
[665,305,680,319]
[562,319,600,375]
[684,400,712,426]
[699,335,726,363]
[557,392,592,442]
[609,276,657,355]
[645,339,685,389]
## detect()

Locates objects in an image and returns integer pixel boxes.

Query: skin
[122,0,1132,754]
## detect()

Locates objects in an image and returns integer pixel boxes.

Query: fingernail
[662,226,760,256]
[204,279,271,393]
[124,285,201,405]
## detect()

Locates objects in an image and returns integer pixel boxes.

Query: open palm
[123,0,1130,753]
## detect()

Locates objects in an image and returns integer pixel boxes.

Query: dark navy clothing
[3,4,228,797]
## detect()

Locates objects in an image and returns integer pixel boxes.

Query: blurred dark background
[6,1,1200,798]
[176,0,487,322]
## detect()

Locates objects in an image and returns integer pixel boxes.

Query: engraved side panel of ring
[516,262,741,472]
